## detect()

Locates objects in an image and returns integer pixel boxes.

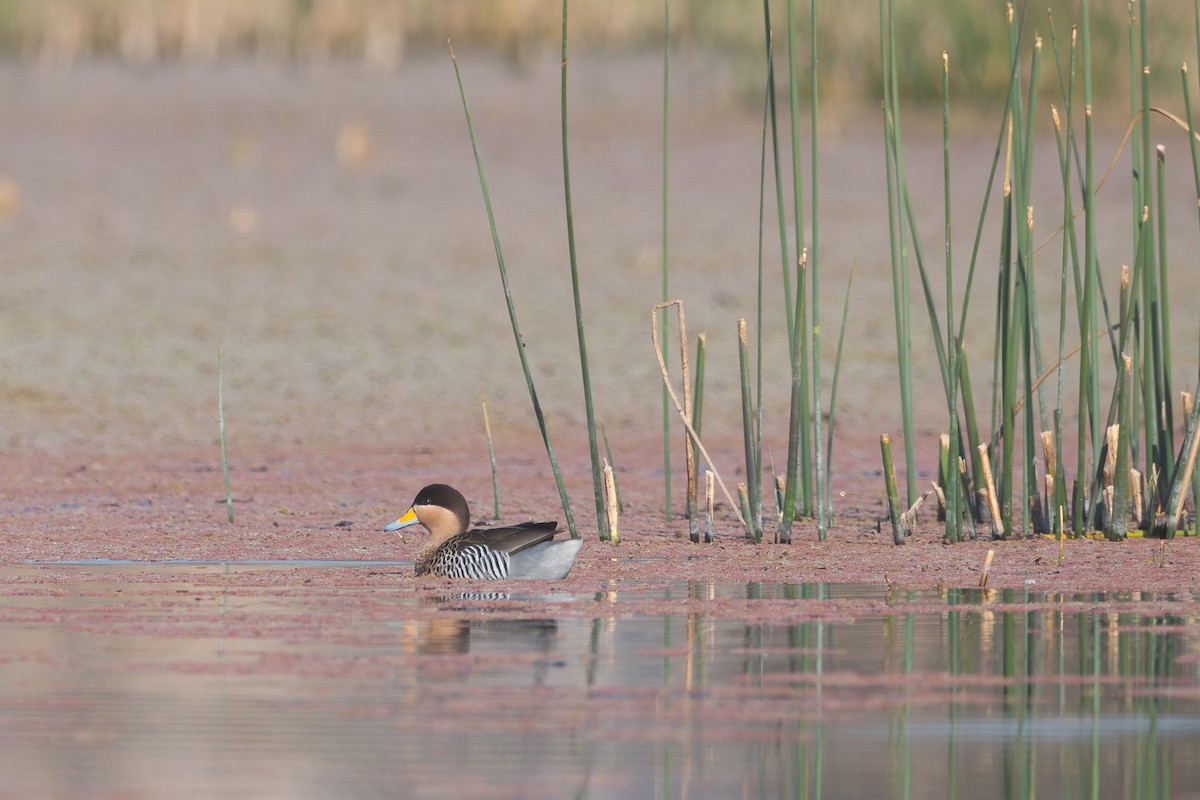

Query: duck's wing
[456,521,560,556]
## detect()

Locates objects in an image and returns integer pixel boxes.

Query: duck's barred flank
[430,542,510,580]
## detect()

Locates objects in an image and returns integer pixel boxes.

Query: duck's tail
[505,538,583,580]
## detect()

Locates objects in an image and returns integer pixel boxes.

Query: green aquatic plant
[875,0,1200,541]
[449,41,577,540]
[560,0,608,540]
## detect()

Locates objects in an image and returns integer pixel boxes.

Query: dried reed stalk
[603,461,619,544]
[481,394,500,519]
[651,300,746,527]
[881,433,906,545]
[979,548,995,588]
[977,445,1004,538]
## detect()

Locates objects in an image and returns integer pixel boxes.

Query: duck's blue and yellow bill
[384,507,419,533]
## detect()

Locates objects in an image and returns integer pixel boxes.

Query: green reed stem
[825,259,856,523]
[998,182,1016,538]
[780,248,807,544]
[879,0,915,506]
[692,333,706,439]
[810,0,825,539]
[1135,0,1163,510]
[218,341,233,524]
[1078,0,1100,534]
[1052,19,1079,537]
[1156,145,1174,464]
[1184,64,1200,268]
[1052,103,1073,537]
[738,319,761,542]
[942,50,960,543]
[560,0,608,540]
[688,332,706,540]
[449,41,576,539]
[959,348,984,522]
[660,0,672,523]
[761,0,793,347]
[753,56,768,540]
[786,0,812,517]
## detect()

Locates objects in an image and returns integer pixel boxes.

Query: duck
[384,483,582,580]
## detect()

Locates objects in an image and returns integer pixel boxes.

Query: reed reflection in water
[0,568,1196,799]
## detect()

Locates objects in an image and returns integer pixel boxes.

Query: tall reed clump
[666,0,851,545]
[761,0,848,544]
[448,42,577,539]
[882,0,1200,540]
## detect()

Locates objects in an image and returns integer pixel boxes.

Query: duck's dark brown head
[385,483,472,544]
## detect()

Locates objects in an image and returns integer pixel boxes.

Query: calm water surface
[1,564,1197,799]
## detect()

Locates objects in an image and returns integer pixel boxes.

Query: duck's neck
[414,545,440,576]
[417,506,468,546]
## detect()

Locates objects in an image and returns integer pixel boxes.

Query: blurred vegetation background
[1,0,1194,104]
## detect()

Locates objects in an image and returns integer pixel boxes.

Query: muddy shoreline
[4,442,1196,599]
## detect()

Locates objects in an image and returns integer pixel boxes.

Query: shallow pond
[1,564,1198,799]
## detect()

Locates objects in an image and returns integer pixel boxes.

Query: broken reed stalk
[932,480,947,521]
[979,548,995,588]
[218,342,233,524]
[977,444,1004,538]
[901,490,929,530]
[1058,506,1065,566]
[774,474,786,524]
[937,434,950,522]
[956,456,978,539]
[738,483,756,543]
[880,433,905,545]
[481,394,500,519]
[652,300,746,528]
[601,425,623,512]
[1166,386,1200,535]
[449,41,576,539]
[1110,352,1132,539]
[1130,468,1143,529]
[1041,429,1055,533]
[559,0,608,540]
[603,460,619,545]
